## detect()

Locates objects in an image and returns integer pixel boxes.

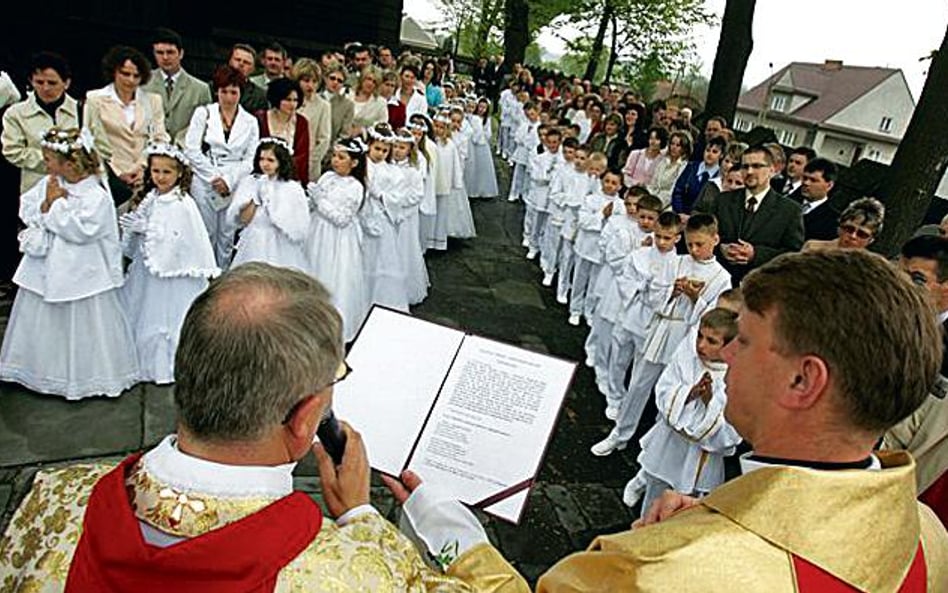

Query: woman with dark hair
[623,102,648,151]
[421,59,444,109]
[646,129,691,208]
[84,45,169,205]
[255,77,310,185]
[185,64,259,266]
[396,64,428,125]
[622,125,667,188]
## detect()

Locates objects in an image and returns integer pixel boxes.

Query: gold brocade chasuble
[535,451,948,592]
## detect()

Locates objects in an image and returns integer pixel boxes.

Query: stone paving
[0,161,647,585]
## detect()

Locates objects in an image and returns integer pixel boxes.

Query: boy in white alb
[626,307,742,514]
[507,101,539,203]
[525,127,564,260]
[497,80,518,158]
[540,137,578,286]
[584,192,662,390]
[554,147,591,303]
[601,212,682,419]
[594,213,731,452]
[567,154,613,326]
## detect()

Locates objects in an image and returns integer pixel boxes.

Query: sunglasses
[838,223,873,240]
[328,76,345,83]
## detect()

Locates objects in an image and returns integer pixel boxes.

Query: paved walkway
[0,161,644,584]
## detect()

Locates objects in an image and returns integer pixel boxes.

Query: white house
[733,60,915,168]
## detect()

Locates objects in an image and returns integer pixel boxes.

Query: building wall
[825,73,915,138]
[814,132,859,166]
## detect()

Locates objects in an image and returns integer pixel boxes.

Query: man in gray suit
[144,28,211,145]
[696,145,804,284]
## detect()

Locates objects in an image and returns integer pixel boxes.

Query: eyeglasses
[281,360,352,424]
[328,75,345,83]
[838,223,873,240]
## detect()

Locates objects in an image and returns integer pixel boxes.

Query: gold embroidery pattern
[0,463,113,593]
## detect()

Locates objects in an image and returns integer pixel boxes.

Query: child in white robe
[306,137,371,342]
[598,212,682,425]
[628,308,742,514]
[465,99,499,198]
[567,160,617,326]
[584,192,661,390]
[392,128,429,305]
[430,112,475,248]
[524,127,564,260]
[497,81,518,159]
[362,123,409,311]
[120,144,219,384]
[507,100,539,203]
[229,138,310,272]
[554,147,591,304]
[0,127,139,399]
[408,114,438,253]
[540,138,578,287]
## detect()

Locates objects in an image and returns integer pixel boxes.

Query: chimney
[822,59,844,71]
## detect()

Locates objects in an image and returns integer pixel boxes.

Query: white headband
[407,121,428,132]
[335,137,369,154]
[366,127,396,143]
[41,127,95,155]
[145,142,188,165]
[258,136,294,156]
[394,129,416,143]
[434,114,453,124]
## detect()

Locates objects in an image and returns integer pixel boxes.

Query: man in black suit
[800,157,840,241]
[696,145,804,284]
[775,146,816,202]
[900,235,948,394]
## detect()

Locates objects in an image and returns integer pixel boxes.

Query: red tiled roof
[737,62,900,124]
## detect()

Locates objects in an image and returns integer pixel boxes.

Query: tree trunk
[703,0,756,125]
[873,28,948,255]
[604,12,619,83]
[504,0,530,66]
[583,0,613,81]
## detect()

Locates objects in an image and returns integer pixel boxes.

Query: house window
[778,129,797,146]
[867,148,884,161]
[880,117,893,132]
[770,94,788,112]
[734,117,751,132]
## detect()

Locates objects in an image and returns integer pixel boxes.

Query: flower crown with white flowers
[334,137,369,154]
[41,127,96,155]
[394,128,416,143]
[366,123,396,143]
[258,137,294,156]
[145,142,189,166]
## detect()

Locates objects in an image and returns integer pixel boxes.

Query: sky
[403,0,948,100]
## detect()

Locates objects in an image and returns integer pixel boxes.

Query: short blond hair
[290,57,321,83]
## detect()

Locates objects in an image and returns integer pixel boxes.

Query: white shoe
[526,249,538,260]
[590,433,626,456]
[584,357,595,368]
[508,195,519,203]
[556,294,569,305]
[605,406,619,420]
[622,480,644,507]
[542,273,554,287]
[568,314,581,326]
[521,237,530,247]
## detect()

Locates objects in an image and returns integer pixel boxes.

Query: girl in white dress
[306,137,371,342]
[431,111,476,248]
[408,114,438,253]
[465,98,499,198]
[120,144,220,384]
[362,123,409,311]
[185,65,259,267]
[228,138,310,272]
[0,127,139,399]
[392,128,429,304]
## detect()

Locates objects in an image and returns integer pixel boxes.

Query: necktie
[802,202,812,215]
[746,196,758,214]
[165,76,174,98]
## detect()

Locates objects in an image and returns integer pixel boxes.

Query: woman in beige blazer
[84,46,169,204]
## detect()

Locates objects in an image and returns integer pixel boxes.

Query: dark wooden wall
[1,0,404,95]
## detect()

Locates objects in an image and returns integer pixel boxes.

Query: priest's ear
[282,391,329,452]
[780,354,830,411]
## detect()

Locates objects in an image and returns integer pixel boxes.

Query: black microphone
[316,409,347,465]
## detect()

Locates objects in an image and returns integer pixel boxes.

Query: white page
[406,335,576,523]
[332,307,465,476]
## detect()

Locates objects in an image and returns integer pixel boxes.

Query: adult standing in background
[2,52,80,193]
[421,59,444,110]
[221,44,268,113]
[376,45,396,72]
[250,41,288,89]
[348,65,388,135]
[256,77,310,185]
[84,45,169,205]
[185,65,259,267]
[323,62,353,142]
[290,58,332,181]
[143,28,211,146]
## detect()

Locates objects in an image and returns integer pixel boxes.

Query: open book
[333,306,577,524]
